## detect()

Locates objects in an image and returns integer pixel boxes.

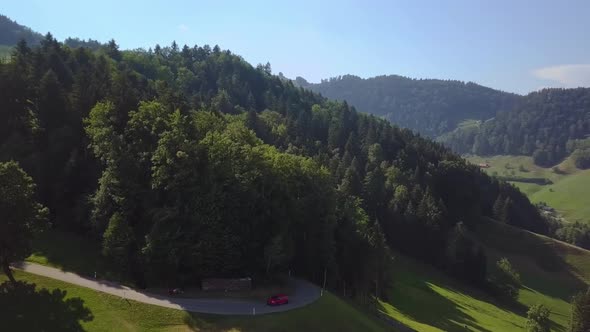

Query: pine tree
[569,287,590,332]
[493,195,506,222]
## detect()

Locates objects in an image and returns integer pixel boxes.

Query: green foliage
[102,213,134,269]
[533,149,551,167]
[492,258,521,300]
[84,101,120,163]
[554,222,590,250]
[0,15,43,45]
[0,34,550,296]
[444,222,487,284]
[297,74,518,138]
[572,148,590,169]
[0,45,11,62]
[525,304,551,332]
[445,89,590,166]
[0,161,47,282]
[569,287,590,332]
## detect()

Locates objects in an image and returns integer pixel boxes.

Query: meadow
[467,154,590,224]
[378,218,590,331]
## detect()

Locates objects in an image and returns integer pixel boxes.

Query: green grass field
[530,170,590,224]
[19,219,590,331]
[378,218,590,332]
[0,271,388,332]
[11,230,390,331]
[467,154,590,224]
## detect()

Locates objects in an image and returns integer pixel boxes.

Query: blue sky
[4,0,590,94]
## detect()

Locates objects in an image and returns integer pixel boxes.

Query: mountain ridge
[294,73,520,138]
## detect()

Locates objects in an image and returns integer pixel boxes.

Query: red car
[267,294,289,306]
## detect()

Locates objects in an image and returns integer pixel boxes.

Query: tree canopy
[295,74,519,138]
[442,88,590,166]
[0,161,47,283]
[0,34,552,296]
[569,287,590,332]
[0,15,43,46]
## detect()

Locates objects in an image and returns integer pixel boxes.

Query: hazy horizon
[4,0,590,94]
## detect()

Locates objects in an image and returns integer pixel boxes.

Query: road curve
[12,262,321,315]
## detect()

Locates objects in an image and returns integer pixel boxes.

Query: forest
[1,34,552,298]
[296,74,590,169]
[442,88,590,166]
[0,14,42,46]
[295,74,519,138]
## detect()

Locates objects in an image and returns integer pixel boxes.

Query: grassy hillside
[12,230,391,331]
[0,271,388,332]
[467,155,590,224]
[17,219,590,331]
[378,218,590,332]
[531,170,590,224]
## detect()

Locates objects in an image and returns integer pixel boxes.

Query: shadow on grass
[0,280,93,331]
[549,316,568,332]
[382,277,497,332]
[474,218,589,302]
[28,229,133,286]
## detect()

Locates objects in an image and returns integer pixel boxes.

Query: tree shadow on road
[0,281,93,332]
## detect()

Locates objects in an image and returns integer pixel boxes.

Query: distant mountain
[0,14,104,50]
[295,74,520,138]
[441,88,590,166]
[0,14,43,45]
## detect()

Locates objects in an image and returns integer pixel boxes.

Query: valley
[467,154,590,225]
[1,6,590,332]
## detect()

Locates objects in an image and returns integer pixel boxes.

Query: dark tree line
[295,74,519,138]
[0,35,551,298]
[443,88,590,166]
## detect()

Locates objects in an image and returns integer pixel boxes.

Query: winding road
[12,262,321,315]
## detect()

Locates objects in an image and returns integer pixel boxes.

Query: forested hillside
[0,15,43,46]
[442,88,590,166]
[0,34,550,297]
[295,74,519,137]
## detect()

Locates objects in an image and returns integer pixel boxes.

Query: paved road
[12,262,321,315]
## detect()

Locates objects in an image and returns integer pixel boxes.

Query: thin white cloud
[532,64,590,88]
[178,24,189,33]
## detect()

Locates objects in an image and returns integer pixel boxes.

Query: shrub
[525,303,551,332]
[491,258,521,300]
[573,149,590,170]
[533,149,550,167]
[569,287,590,332]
